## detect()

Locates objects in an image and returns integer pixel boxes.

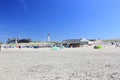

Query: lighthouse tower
[48,34,50,42]
[15,38,18,44]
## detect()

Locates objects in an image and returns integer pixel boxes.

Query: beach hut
[62,38,88,48]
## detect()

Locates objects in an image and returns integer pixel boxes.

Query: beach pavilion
[62,38,89,48]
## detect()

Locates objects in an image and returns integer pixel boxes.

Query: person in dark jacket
[19,46,21,49]
[0,44,1,51]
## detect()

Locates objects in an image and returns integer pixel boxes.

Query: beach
[0,47,120,80]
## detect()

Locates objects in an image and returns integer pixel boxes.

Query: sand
[0,47,120,80]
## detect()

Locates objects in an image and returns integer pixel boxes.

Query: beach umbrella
[52,46,60,50]
[97,45,103,49]
[94,45,103,49]
[60,46,65,49]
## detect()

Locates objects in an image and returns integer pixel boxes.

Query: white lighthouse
[15,38,18,44]
[48,34,50,42]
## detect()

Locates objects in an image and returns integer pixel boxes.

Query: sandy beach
[0,47,120,80]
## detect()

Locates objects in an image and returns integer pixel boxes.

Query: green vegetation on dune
[6,42,55,46]
[103,39,120,42]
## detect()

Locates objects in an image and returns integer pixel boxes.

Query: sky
[0,0,120,42]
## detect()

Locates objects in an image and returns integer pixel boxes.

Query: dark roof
[88,39,96,41]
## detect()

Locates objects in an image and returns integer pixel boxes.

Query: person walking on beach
[19,46,21,49]
[0,44,1,51]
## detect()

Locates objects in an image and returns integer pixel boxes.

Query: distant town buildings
[7,38,32,44]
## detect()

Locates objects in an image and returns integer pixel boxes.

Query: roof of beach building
[88,39,96,41]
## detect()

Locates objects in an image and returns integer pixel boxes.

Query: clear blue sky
[0,0,120,42]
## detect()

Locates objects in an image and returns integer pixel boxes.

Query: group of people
[111,42,120,47]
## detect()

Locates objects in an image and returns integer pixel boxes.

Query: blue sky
[0,0,120,42]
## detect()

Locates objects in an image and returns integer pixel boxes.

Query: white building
[48,34,50,42]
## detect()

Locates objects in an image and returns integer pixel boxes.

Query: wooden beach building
[62,38,88,48]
